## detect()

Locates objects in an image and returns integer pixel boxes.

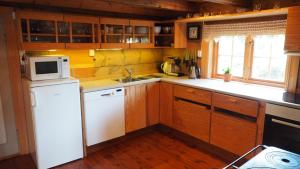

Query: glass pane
[125,26,133,34]
[251,34,287,82]
[58,22,69,35]
[217,36,245,77]
[135,26,149,34]
[58,22,70,43]
[106,35,124,43]
[58,36,70,43]
[22,35,29,42]
[72,37,93,43]
[132,36,149,44]
[29,19,55,34]
[72,23,92,35]
[218,36,233,55]
[105,25,123,34]
[21,19,27,33]
[31,36,56,42]
[125,35,132,43]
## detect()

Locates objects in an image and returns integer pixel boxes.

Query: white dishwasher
[83,88,125,146]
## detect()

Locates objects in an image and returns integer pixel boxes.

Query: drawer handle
[186,89,195,93]
[228,98,238,103]
[272,119,300,129]
[186,89,204,96]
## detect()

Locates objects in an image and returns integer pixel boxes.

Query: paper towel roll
[0,95,7,144]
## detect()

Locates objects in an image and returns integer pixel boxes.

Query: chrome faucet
[125,68,133,79]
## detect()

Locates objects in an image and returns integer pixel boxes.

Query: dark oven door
[263,114,300,154]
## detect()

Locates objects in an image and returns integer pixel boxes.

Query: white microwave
[25,56,70,81]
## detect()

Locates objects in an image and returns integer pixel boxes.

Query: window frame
[212,34,288,88]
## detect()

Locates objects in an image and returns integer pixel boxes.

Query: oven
[263,103,300,154]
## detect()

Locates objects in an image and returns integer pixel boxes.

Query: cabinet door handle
[272,119,300,129]
[228,98,238,103]
[186,89,194,93]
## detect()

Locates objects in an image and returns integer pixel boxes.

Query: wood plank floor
[0,130,227,169]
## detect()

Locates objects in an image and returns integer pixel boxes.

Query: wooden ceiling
[0,0,298,20]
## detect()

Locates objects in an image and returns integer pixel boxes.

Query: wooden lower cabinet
[146,82,160,126]
[159,82,173,127]
[210,111,257,156]
[173,99,211,142]
[125,84,147,133]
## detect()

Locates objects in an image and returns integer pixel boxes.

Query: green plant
[223,67,231,74]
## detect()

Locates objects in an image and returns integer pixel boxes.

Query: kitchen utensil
[154,26,161,34]
[189,65,197,79]
[161,57,182,76]
[162,26,171,34]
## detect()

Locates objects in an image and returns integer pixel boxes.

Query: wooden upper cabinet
[159,82,173,127]
[17,10,100,50]
[64,15,100,49]
[154,22,175,48]
[17,10,65,50]
[129,20,154,48]
[174,22,187,48]
[146,82,160,126]
[100,17,130,49]
[125,84,147,133]
[285,6,300,53]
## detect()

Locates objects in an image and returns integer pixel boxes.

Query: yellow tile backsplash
[27,48,184,80]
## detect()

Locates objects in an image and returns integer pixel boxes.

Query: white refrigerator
[23,78,83,169]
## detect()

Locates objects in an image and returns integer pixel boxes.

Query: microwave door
[33,61,60,80]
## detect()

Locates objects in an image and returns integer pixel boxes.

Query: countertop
[80,74,300,109]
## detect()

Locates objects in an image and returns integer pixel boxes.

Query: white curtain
[202,19,287,41]
[0,94,6,144]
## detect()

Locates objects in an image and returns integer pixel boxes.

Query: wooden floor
[0,130,227,169]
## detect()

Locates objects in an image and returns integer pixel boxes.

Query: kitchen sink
[115,75,162,83]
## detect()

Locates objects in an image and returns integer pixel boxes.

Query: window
[217,36,246,77]
[251,35,287,82]
[213,34,287,86]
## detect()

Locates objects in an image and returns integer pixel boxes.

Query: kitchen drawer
[213,93,258,118]
[173,99,211,142]
[210,111,257,156]
[174,85,212,105]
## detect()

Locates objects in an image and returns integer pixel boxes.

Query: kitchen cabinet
[154,22,174,48]
[125,84,147,133]
[174,22,187,48]
[64,15,100,49]
[146,82,160,126]
[210,111,257,156]
[285,6,300,53]
[17,10,100,50]
[100,17,130,49]
[129,20,154,48]
[173,99,210,142]
[213,93,258,118]
[174,85,212,105]
[17,10,65,50]
[159,82,173,127]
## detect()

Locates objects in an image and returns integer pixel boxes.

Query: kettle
[161,60,172,75]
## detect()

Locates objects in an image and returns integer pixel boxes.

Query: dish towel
[0,94,6,144]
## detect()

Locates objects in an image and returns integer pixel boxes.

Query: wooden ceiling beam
[101,0,198,12]
[189,0,251,8]
[0,0,187,20]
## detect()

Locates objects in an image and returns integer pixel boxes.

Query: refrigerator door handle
[30,91,38,107]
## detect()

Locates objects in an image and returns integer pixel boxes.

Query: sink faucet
[125,68,133,79]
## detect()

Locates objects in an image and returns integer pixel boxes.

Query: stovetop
[283,92,300,105]
[240,147,300,169]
